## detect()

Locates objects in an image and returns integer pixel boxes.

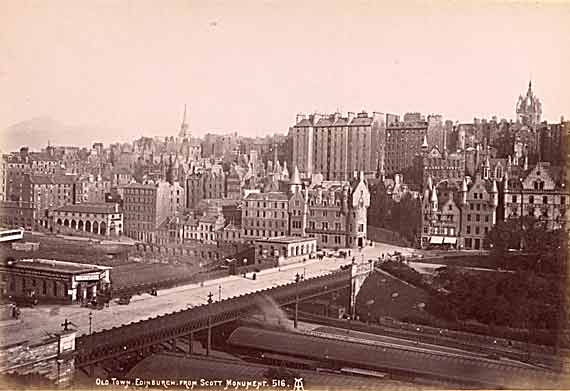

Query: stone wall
[0,330,76,388]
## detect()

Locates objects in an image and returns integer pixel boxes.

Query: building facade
[289,111,386,180]
[503,162,569,230]
[459,175,499,250]
[385,114,428,174]
[122,181,172,242]
[50,202,123,236]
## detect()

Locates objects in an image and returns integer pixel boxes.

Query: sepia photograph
[0,0,569,390]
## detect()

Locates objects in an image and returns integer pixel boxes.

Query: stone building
[122,181,174,243]
[503,161,569,231]
[415,145,465,189]
[50,202,123,236]
[289,111,386,180]
[6,174,78,228]
[385,114,428,174]
[459,175,499,250]
[75,175,111,204]
[242,192,290,241]
[420,178,462,249]
[303,172,370,249]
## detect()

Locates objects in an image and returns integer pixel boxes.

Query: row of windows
[244,229,286,237]
[510,195,566,204]
[466,214,490,223]
[244,219,286,228]
[125,189,154,196]
[245,210,287,218]
[469,203,491,211]
[246,201,287,209]
[465,225,489,236]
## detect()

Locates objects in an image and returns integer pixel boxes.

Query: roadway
[0,241,413,346]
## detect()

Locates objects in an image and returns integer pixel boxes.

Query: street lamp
[207,291,213,356]
[519,177,524,250]
[218,285,222,301]
[294,273,300,329]
[88,311,93,335]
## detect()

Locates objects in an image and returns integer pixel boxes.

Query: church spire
[179,104,189,139]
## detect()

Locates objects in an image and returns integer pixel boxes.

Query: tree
[368,180,393,228]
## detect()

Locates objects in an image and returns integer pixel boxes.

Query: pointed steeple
[528,79,532,96]
[461,177,468,192]
[179,104,189,139]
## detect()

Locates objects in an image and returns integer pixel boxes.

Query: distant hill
[0,117,115,152]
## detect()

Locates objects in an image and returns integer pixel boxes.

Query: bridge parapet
[76,269,351,364]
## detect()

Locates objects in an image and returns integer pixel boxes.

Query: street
[0,241,414,346]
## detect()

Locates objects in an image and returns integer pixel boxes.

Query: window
[335,223,341,231]
[512,195,517,203]
[448,205,452,211]
[470,204,474,210]
[476,204,480,211]
[358,224,364,232]
[543,196,548,204]
[485,215,489,223]
[466,225,471,234]
[322,222,328,230]
[322,235,328,243]
[529,196,534,204]
[562,196,566,205]
[467,214,471,221]
[476,214,480,222]
[484,227,489,235]
[475,227,480,235]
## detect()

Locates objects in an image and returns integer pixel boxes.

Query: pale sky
[1,0,569,145]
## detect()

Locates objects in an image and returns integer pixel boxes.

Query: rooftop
[1,258,109,275]
[29,174,77,185]
[244,192,289,201]
[52,202,118,214]
[254,236,316,245]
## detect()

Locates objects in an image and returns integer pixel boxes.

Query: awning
[429,236,444,244]
[443,237,457,244]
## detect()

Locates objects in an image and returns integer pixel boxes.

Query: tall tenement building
[289,111,386,181]
[385,113,428,174]
[122,181,183,243]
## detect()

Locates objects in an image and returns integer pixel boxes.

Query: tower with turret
[516,81,542,127]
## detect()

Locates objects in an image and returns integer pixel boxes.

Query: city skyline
[1,0,570,149]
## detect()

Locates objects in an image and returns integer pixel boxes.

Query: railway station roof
[227,327,560,389]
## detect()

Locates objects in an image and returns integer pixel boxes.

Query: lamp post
[207,291,213,356]
[294,273,300,329]
[218,285,222,301]
[519,177,524,250]
[88,311,93,335]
